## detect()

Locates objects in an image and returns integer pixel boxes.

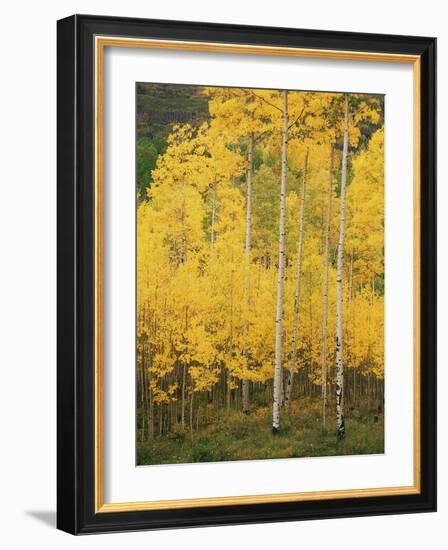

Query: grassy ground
[137,396,384,465]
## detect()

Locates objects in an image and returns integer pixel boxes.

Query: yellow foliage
[137,88,384,406]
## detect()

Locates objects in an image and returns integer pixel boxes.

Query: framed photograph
[57,14,436,534]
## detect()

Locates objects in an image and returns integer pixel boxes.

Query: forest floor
[137,396,384,465]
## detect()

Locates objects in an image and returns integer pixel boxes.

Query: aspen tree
[242,133,254,414]
[336,94,349,440]
[273,90,288,433]
[284,150,308,409]
[321,144,334,427]
[206,88,274,414]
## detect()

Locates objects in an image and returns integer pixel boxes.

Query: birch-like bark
[143,355,151,440]
[242,134,254,414]
[272,91,288,433]
[149,372,154,438]
[181,363,186,428]
[349,250,354,302]
[190,390,194,439]
[284,150,308,409]
[227,263,235,410]
[336,93,349,440]
[321,144,334,428]
[210,185,216,252]
[181,305,188,428]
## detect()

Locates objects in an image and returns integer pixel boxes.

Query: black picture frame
[57,14,436,534]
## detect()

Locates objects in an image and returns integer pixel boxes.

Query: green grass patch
[137,397,384,466]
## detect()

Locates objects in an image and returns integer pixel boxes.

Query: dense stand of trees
[137,86,384,444]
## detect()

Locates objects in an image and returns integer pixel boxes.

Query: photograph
[136,83,385,466]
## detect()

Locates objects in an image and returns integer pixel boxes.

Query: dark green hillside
[136,83,209,198]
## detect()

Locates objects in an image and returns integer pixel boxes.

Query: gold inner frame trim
[94,35,421,513]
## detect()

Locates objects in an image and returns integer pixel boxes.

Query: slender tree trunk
[242,134,254,414]
[367,375,371,410]
[148,367,154,438]
[273,91,288,433]
[319,208,324,255]
[148,389,154,439]
[159,403,163,435]
[321,144,334,427]
[181,363,186,428]
[181,305,189,428]
[139,344,146,440]
[227,264,235,411]
[336,93,349,440]
[140,378,146,441]
[210,183,216,252]
[349,251,354,302]
[285,150,308,409]
[143,355,151,439]
[190,391,194,439]
[242,377,250,413]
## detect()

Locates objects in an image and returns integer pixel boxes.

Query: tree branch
[254,129,272,144]
[287,107,306,130]
[249,90,283,113]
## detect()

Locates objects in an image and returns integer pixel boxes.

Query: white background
[105,48,414,503]
[0,0,444,548]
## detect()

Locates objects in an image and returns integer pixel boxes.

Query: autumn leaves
[137,86,384,444]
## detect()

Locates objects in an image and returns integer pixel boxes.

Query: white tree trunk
[210,184,216,252]
[321,144,334,428]
[284,150,308,409]
[227,263,234,411]
[273,91,288,433]
[181,363,186,428]
[242,134,254,414]
[336,94,349,440]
